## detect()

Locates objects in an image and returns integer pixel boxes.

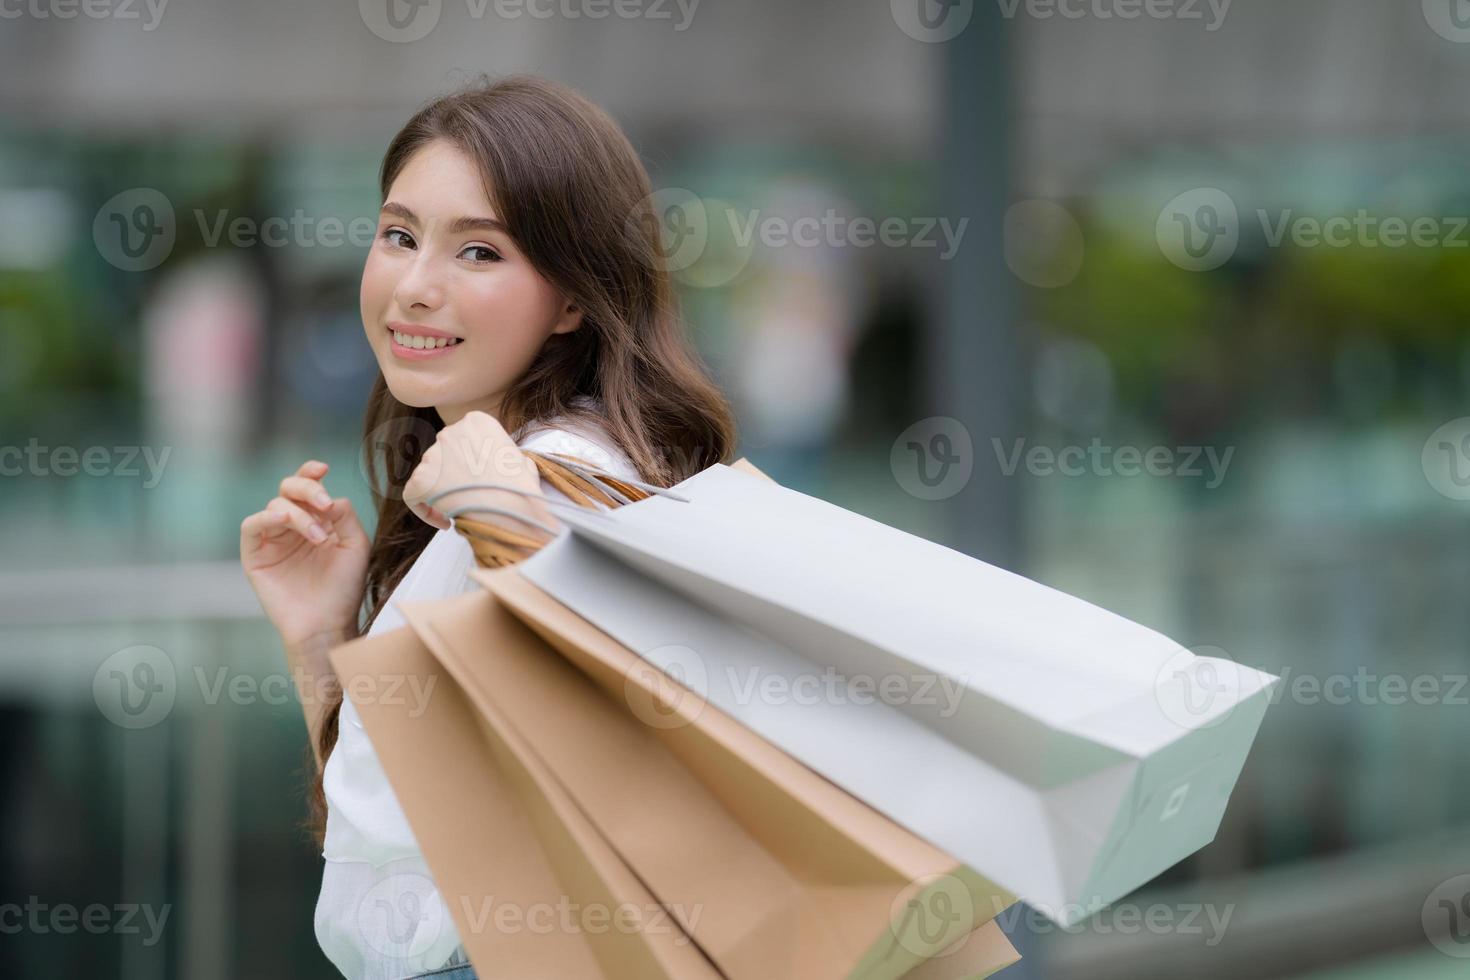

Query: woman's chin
[381,375,452,410]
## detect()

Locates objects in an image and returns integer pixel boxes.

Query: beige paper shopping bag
[398,570,1016,980]
[333,605,1017,980]
[328,622,722,980]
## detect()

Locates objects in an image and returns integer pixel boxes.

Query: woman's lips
[388,327,463,361]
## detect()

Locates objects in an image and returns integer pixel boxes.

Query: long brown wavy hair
[304,74,737,847]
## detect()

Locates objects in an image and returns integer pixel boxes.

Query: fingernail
[308,524,327,543]
[315,493,332,508]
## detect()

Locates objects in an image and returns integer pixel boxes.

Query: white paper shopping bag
[516,462,1280,924]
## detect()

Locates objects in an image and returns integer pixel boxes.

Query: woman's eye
[380,228,414,249]
[460,244,503,264]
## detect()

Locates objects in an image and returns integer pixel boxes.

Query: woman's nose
[393,254,446,311]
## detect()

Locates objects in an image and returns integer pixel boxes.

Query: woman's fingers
[241,508,291,545]
[280,474,335,513]
[266,496,336,544]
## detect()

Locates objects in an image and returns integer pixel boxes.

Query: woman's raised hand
[240,460,372,648]
[402,410,554,534]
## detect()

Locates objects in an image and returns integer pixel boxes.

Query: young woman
[239,75,737,980]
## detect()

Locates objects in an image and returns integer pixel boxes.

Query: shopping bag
[334,585,1019,980]
[418,566,1017,980]
[327,620,720,979]
[513,460,1281,923]
[336,450,1019,978]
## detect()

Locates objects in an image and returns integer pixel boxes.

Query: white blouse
[313,414,640,980]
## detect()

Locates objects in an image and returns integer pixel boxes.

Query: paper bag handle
[428,449,686,568]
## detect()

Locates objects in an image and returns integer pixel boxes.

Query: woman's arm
[283,624,352,771]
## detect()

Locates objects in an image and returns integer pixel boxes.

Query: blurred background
[2,0,1469,976]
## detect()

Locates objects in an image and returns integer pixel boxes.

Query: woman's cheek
[360,251,394,335]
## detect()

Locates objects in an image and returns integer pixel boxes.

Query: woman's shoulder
[515,399,639,482]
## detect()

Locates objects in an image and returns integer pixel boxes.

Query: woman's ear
[551,300,584,335]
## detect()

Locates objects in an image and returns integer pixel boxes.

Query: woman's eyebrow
[379,201,508,235]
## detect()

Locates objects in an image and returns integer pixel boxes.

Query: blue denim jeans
[401,964,476,980]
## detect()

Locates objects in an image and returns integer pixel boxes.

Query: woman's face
[361,139,582,424]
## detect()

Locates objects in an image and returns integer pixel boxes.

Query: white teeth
[392,330,461,350]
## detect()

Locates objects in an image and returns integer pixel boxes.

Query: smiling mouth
[389,327,463,350]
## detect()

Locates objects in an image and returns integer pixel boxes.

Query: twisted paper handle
[428,449,678,569]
